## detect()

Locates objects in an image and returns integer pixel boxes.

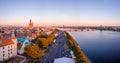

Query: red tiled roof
[26,32,36,37]
[0,38,14,47]
[32,33,36,37]
[12,36,17,40]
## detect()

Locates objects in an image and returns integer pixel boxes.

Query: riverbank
[68,30,120,63]
[65,31,90,63]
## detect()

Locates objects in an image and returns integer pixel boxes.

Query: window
[3,47,4,49]
[3,51,4,53]
[3,54,4,57]
[3,58,4,60]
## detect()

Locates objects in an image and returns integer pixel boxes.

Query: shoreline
[74,40,92,63]
[65,31,91,63]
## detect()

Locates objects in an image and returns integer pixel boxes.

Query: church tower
[29,19,34,30]
[11,31,17,56]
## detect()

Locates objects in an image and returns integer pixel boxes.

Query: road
[40,31,71,63]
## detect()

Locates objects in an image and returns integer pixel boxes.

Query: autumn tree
[65,31,88,63]
[39,38,48,48]
[47,34,55,45]
[38,34,48,38]
[25,44,44,59]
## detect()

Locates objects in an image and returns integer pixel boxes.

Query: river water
[69,30,120,63]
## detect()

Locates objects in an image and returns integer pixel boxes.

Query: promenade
[40,31,71,63]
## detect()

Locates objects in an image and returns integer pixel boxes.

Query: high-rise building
[28,19,34,30]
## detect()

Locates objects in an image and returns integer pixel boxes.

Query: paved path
[40,31,71,63]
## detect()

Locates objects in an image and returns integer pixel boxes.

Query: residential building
[0,32,17,62]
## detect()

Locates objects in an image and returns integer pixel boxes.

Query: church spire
[29,19,34,30]
[30,19,32,24]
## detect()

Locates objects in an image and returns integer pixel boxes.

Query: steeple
[30,19,31,24]
[29,19,34,30]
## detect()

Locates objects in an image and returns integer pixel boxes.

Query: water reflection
[69,31,120,63]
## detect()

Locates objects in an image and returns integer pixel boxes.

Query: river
[68,30,120,63]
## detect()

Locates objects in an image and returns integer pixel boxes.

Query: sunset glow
[0,0,120,26]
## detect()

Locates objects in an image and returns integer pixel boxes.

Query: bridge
[55,26,120,32]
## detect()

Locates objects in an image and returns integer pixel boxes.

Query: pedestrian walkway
[40,31,71,63]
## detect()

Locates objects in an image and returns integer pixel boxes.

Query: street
[40,31,71,63]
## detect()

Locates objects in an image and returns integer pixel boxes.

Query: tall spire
[30,19,32,24]
[29,19,34,30]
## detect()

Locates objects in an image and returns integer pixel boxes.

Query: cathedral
[28,19,34,30]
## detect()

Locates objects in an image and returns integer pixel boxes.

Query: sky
[0,0,120,26]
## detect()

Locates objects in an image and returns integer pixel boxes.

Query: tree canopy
[25,44,44,59]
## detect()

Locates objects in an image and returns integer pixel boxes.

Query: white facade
[0,35,17,62]
[0,44,17,61]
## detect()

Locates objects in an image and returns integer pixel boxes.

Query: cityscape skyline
[0,0,120,26]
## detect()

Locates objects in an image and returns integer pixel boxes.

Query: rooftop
[0,38,14,47]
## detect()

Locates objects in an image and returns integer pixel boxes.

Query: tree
[39,38,48,48]
[25,44,44,59]
[65,31,88,63]
[47,34,55,45]
[35,38,42,48]
[38,34,48,38]
[53,29,59,33]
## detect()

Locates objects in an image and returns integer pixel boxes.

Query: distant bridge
[55,26,120,32]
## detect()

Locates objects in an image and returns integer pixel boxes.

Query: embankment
[65,31,89,63]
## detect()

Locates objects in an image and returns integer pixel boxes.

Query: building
[0,32,17,62]
[37,27,41,36]
[0,38,17,62]
[54,57,75,63]
[28,19,34,30]
[25,32,36,41]
[17,38,30,54]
